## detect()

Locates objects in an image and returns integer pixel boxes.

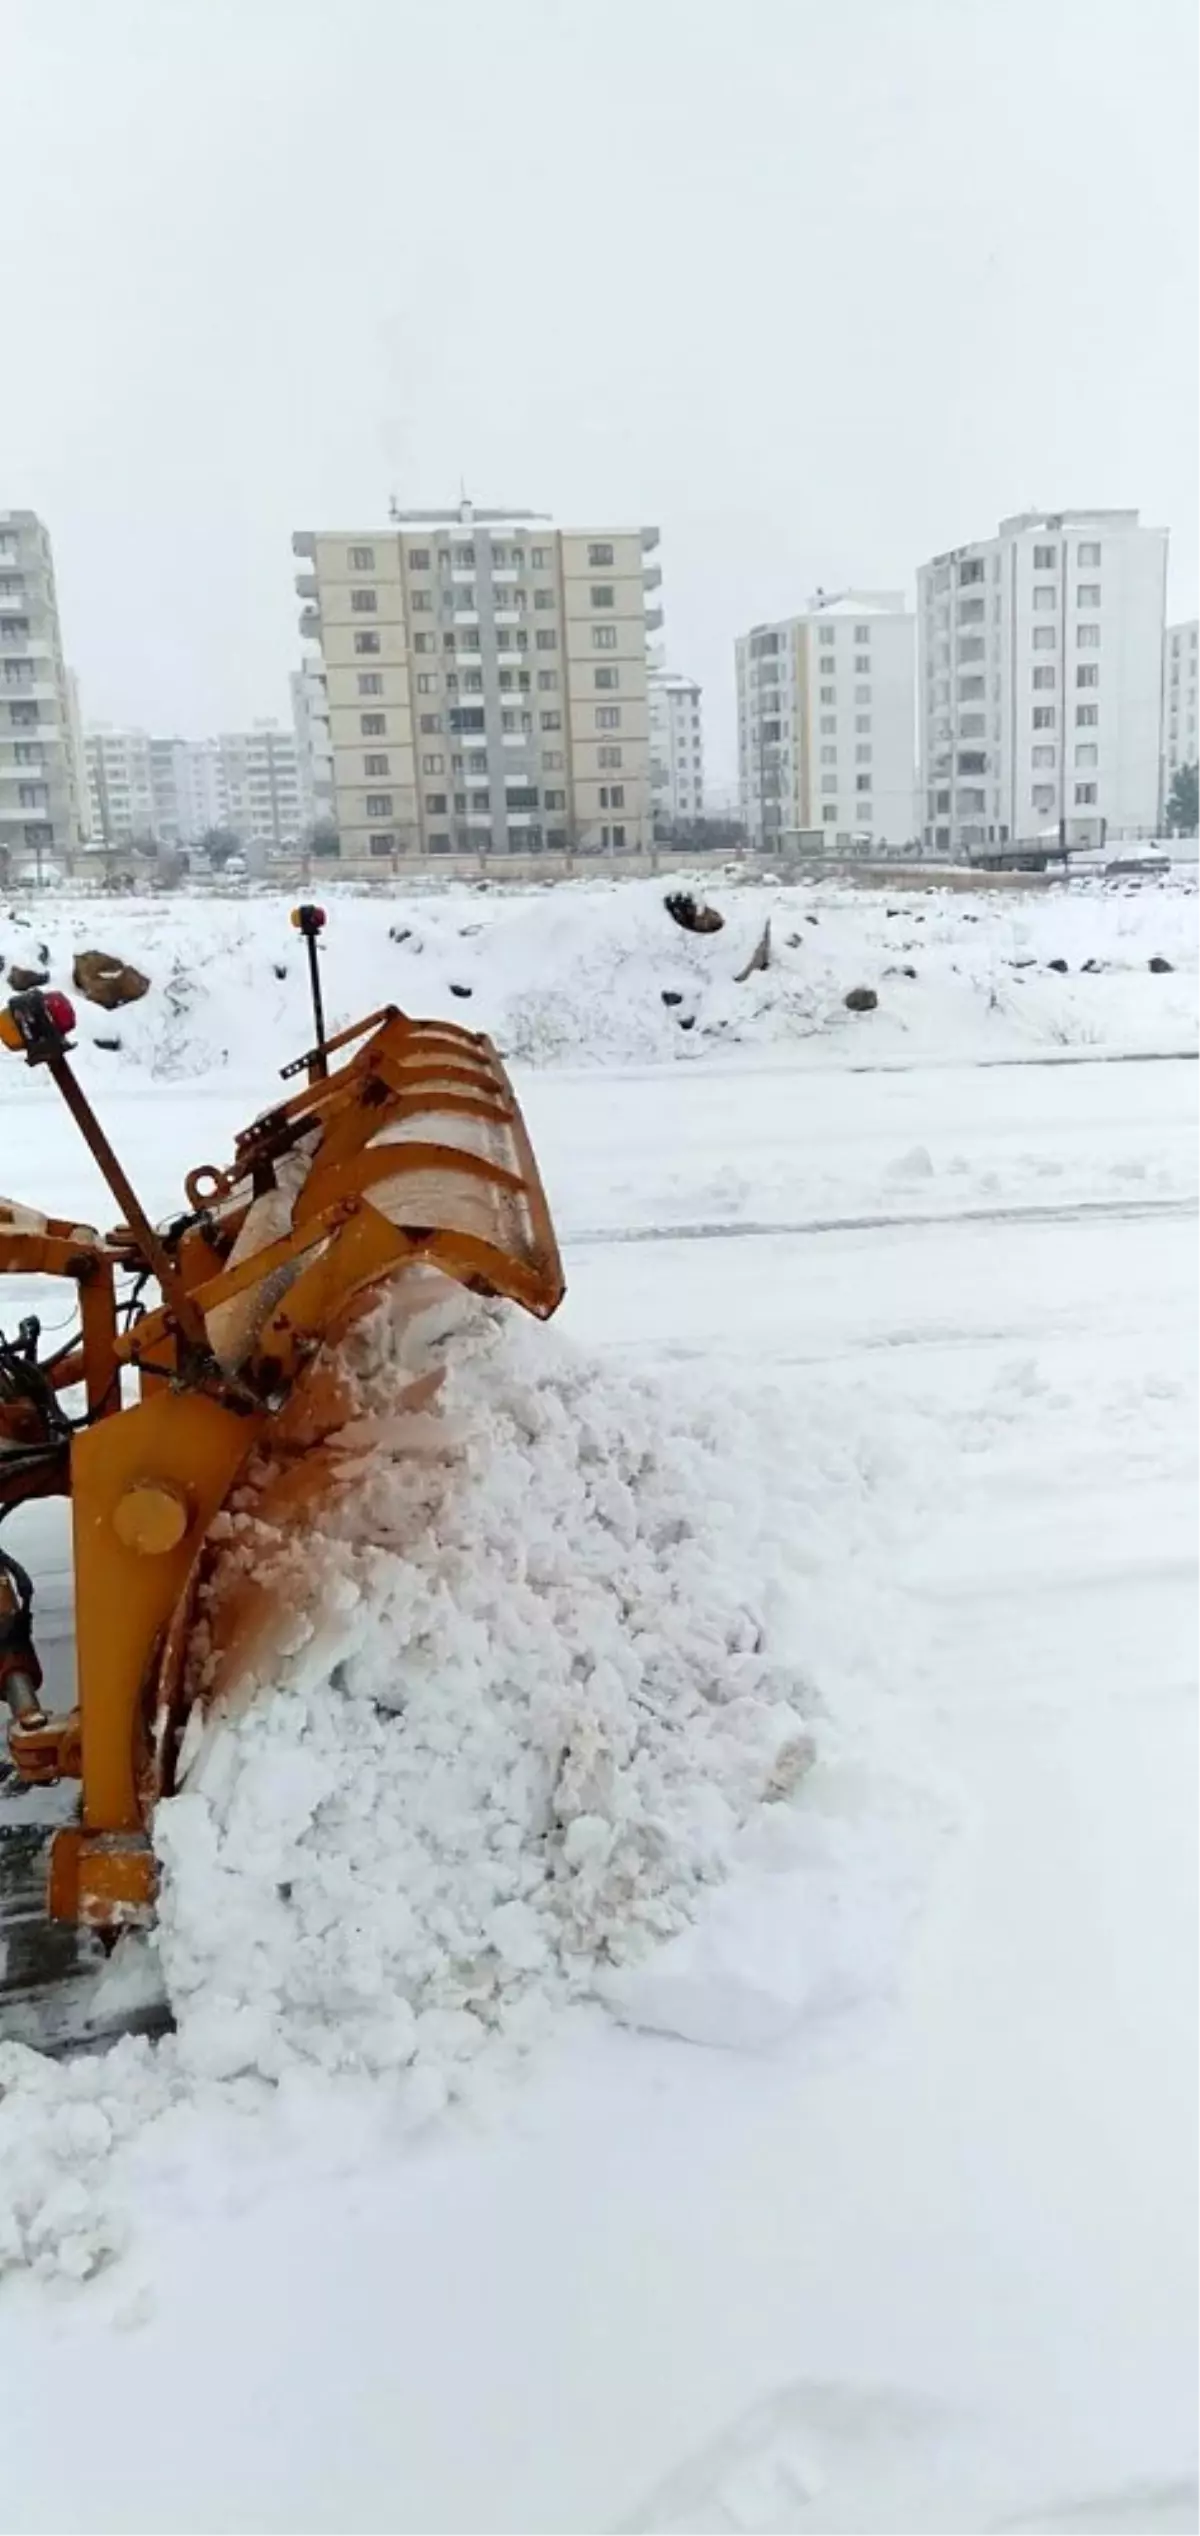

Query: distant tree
[1165,762,1198,835]
[308,821,341,859]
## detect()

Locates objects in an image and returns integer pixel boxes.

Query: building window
[412,633,432,654]
[958,675,985,699]
[1077,624,1100,649]
[820,715,837,735]
[587,542,614,567]
[596,706,621,729]
[407,547,430,571]
[853,623,871,642]
[822,804,838,823]
[820,745,837,765]
[819,685,836,705]
[536,669,558,691]
[416,673,438,694]
[544,788,566,811]
[1078,541,1101,566]
[590,585,614,608]
[364,753,389,776]
[530,546,549,570]
[410,591,432,613]
[598,784,624,809]
[1075,782,1097,804]
[821,774,838,793]
[1076,664,1099,687]
[854,684,871,704]
[349,546,375,571]
[368,833,394,856]
[359,713,386,736]
[425,792,447,812]
[534,588,555,609]
[1074,742,1098,769]
[452,545,475,569]
[1077,584,1101,608]
[957,559,985,585]
[354,631,380,654]
[350,588,377,613]
[1032,745,1055,768]
[535,630,557,651]
[419,713,442,733]
[1033,543,1057,568]
[1032,586,1057,611]
[855,743,872,763]
[855,774,871,793]
[594,667,619,690]
[365,792,393,816]
[449,707,485,733]
[818,627,836,647]
[1032,706,1056,729]
[853,653,870,674]
[1032,785,1056,813]
[1074,703,1098,728]
[540,710,562,731]
[598,745,623,768]
[592,626,618,652]
[1032,666,1056,690]
[421,754,444,774]
[1032,626,1056,651]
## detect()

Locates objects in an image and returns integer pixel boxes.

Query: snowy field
[0,877,1196,2534]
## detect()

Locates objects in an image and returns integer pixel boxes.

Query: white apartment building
[87,724,302,860]
[649,672,704,827]
[736,592,916,850]
[293,502,662,868]
[1162,619,1198,801]
[291,664,335,833]
[917,509,1169,857]
[0,511,87,877]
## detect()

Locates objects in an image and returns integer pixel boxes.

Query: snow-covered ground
[0,879,1196,2533]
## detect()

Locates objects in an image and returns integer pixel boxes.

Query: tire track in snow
[567,1193,1199,1251]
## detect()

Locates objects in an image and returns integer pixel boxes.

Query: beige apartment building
[293,503,662,869]
[0,510,88,879]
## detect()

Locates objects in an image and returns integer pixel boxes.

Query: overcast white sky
[7,0,1197,785]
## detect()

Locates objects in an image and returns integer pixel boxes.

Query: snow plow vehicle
[0,908,564,1998]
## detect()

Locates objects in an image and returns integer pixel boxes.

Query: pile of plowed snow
[2,871,1194,1085]
[0,1287,833,2277]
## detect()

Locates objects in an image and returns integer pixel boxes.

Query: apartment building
[917,509,1168,856]
[649,672,705,826]
[1162,619,1198,802]
[87,724,302,860]
[291,663,335,832]
[737,592,915,850]
[0,510,87,876]
[216,723,303,860]
[293,502,662,867]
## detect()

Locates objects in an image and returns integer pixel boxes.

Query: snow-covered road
[0,1039,1195,2533]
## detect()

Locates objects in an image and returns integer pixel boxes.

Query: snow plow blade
[1,963,564,1974]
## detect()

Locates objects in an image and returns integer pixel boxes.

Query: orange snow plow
[0,909,564,1944]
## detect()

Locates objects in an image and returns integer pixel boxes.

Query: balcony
[493,608,521,626]
[454,609,479,627]
[292,531,316,559]
[640,526,661,553]
[642,564,662,593]
[299,606,321,641]
[295,572,318,600]
[644,607,663,633]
